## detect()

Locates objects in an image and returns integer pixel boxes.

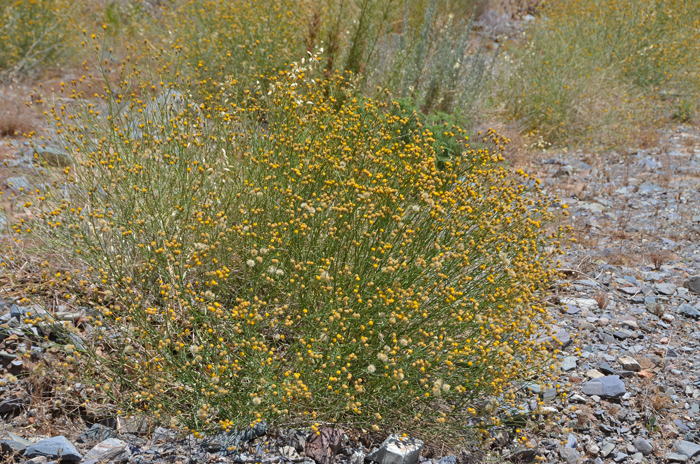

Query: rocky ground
[1,116,700,464]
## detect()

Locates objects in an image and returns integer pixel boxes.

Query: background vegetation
[1,0,697,442]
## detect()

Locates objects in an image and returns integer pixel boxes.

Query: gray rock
[566,433,577,449]
[76,424,118,444]
[687,276,700,294]
[666,451,689,461]
[3,176,31,193]
[633,437,653,455]
[582,376,626,398]
[34,147,73,167]
[1,438,29,455]
[25,436,82,461]
[561,357,577,372]
[559,447,581,463]
[655,283,677,295]
[678,303,700,319]
[365,435,423,464]
[82,438,129,463]
[618,356,642,372]
[600,442,616,457]
[674,440,700,458]
[435,456,456,464]
[0,396,25,413]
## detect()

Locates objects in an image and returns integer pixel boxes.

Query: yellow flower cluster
[13,46,566,434]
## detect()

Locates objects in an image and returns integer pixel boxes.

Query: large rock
[83,438,129,463]
[686,276,700,294]
[618,356,641,372]
[305,428,343,464]
[674,440,700,458]
[633,438,653,455]
[34,147,73,167]
[24,436,82,461]
[365,435,424,464]
[76,423,119,443]
[678,303,700,319]
[582,375,626,398]
[3,176,31,193]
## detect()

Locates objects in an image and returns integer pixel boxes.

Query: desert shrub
[0,0,79,82]
[498,0,700,145]
[14,53,563,434]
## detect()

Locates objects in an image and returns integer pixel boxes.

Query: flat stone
[561,298,599,311]
[686,276,700,294]
[507,448,537,462]
[674,440,700,458]
[365,435,423,464]
[582,376,626,398]
[1,438,29,455]
[586,369,605,379]
[619,356,642,372]
[76,423,118,443]
[559,447,581,463]
[3,176,31,192]
[561,357,577,371]
[600,442,616,457]
[655,283,677,295]
[633,438,653,455]
[34,147,73,167]
[537,326,572,348]
[666,452,689,462]
[83,438,129,463]
[0,397,25,413]
[618,286,640,295]
[25,436,82,462]
[678,303,700,319]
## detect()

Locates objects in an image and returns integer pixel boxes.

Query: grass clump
[12,50,565,435]
[0,0,77,82]
[498,0,700,145]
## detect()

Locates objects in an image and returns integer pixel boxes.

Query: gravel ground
[1,124,699,464]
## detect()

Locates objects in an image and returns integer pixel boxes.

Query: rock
[585,369,605,379]
[586,443,600,455]
[83,438,129,463]
[364,435,423,464]
[600,442,616,457]
[305,428,344,464]
[582,376,626,398]
[34,147,73,167]
[25,436,82,462]
[76,423,119,443]
[3,176,31,193]
[537,326,571,348]
[561,357,577,371]
[666,452,689,462]
[566,433,577,449]
[618,356,642,372]
[435,456,456,464]
[559,447,581,463]
[686,276,700,294]
[655,283,677,295]
[506,448,537,463]
[678,303,700,319]
[618,286,640,295]
[0,396,25,413]
[279,446,301,461]
[633,438,653,455]
[117,416,150,435]
[674,440,700,458]
[1,438,29,455]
